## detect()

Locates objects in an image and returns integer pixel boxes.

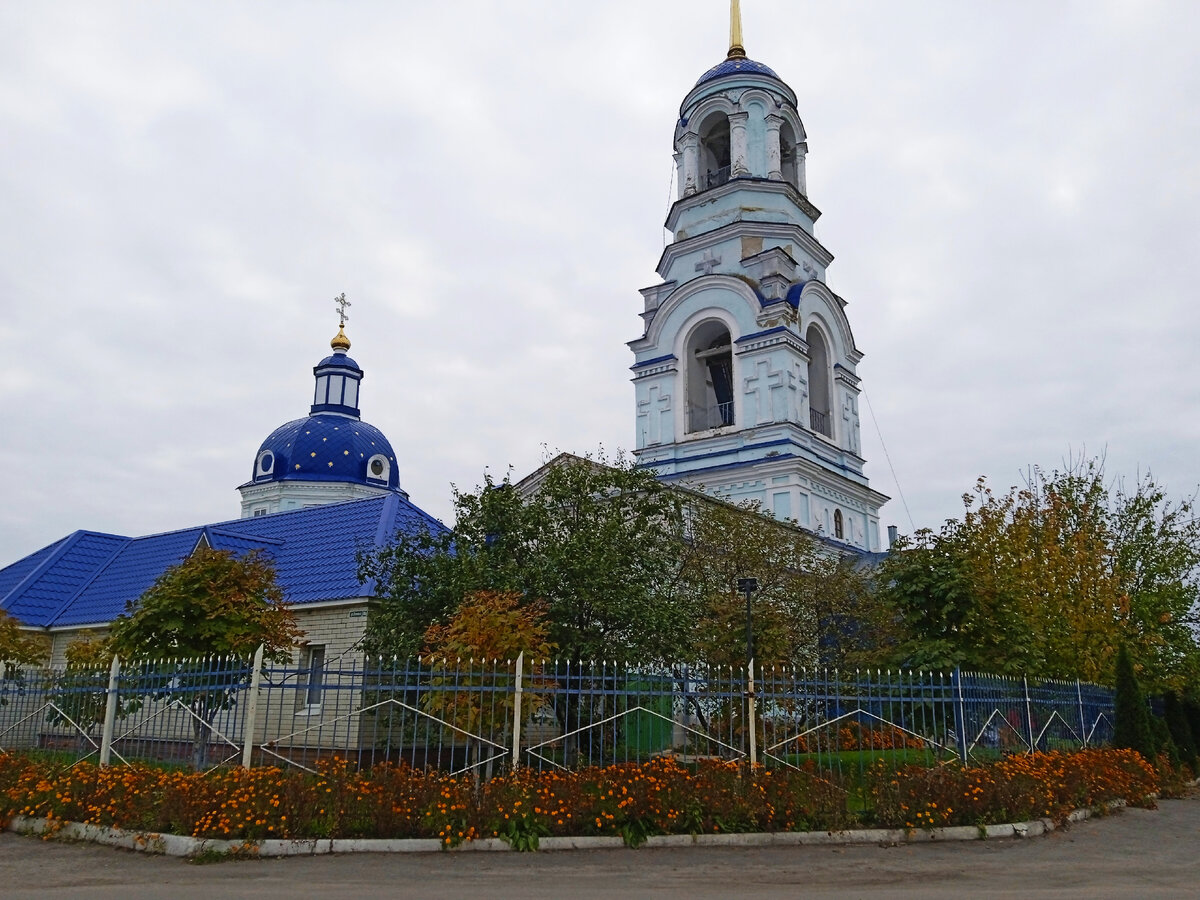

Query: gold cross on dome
[334,292,352,326]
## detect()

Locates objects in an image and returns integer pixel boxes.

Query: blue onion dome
[696,56,779,86]
[251,416,400,491]
[247,324,401,492]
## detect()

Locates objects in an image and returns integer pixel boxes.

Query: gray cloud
[2,1,1198,561]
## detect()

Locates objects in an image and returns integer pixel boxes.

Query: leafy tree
[109,548,299,660]
[1111,476,1200,690]
[423,590,555,663]
[363,451,688,664]
[879,460,1200,687]
[0,609,49,711]
[679,497,886,669]
[420,590,555,774]
[107,547,301,767]
[46,636,119,755]
[0,609,48,669]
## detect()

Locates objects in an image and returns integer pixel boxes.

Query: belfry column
[681,132,700,197]
[765,114,783,180]
[730,111,750,176]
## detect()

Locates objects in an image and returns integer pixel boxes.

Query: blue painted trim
[374,494,401,548]
[783,282,808,308]
[271,473,405,486]
[631,354,678,370]
[637,434,865,479]
[640,438,796,467]
[309,403,361,416]
[735,326,791,344]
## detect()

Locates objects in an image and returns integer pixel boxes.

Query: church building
[0,318,445,664]
[1,3,892,659]
[630,4,889,551]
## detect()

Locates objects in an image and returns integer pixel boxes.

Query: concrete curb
[5,800,1129,858]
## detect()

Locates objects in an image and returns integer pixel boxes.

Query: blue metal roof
[696,56,779,85]
[316,353,361,372]
[0,532,129,625]
[49,528,204,628]
[251,415,401,490]
[0,537,67,601]
[0,494,447,629]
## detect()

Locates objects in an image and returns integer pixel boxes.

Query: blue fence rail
[0,654,1115,774]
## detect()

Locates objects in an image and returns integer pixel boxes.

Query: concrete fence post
[98,654,121,767]
[241,644,265,769]
[511,651,524,770]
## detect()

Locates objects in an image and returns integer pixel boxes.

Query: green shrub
[1163,691,1197,769]
[1113,645,1155,761]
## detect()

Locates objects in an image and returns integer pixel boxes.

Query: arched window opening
[780,122,798,187]
[686,321,735,433]
[699,113,731,190]
[806,325,833,438]
[833,509,844,540]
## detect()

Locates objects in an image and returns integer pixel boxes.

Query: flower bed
[0,749,1158,849]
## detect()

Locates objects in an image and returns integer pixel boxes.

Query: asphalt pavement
[2,794,1197,899]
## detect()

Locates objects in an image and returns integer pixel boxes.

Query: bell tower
[630,2,888,551]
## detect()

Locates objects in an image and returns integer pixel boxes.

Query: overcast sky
[2,0,1198,563]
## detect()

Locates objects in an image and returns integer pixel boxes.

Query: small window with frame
[297,645,326,712]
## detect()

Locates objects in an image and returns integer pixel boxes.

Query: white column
[796,141,809,195]
[681,133,700,196]
[511,651,524,769]
[729,112,750,177]
[764,114,783,180]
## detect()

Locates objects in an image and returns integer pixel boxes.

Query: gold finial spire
[331,323,351,352]
[728,0,746,59]
[331,292,352,351]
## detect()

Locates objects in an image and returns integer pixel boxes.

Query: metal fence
[0,654,1114,776]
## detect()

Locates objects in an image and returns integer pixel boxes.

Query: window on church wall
[328,374,344,405]
[698,113,731,189]
[806,325,833,438]
[834,508,844,540]
[685,321,735,434]
[344,378,358,408]
[297,645,326,711]
[314,375,329,406]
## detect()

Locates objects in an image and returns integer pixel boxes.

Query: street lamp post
[737,577,759,666]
